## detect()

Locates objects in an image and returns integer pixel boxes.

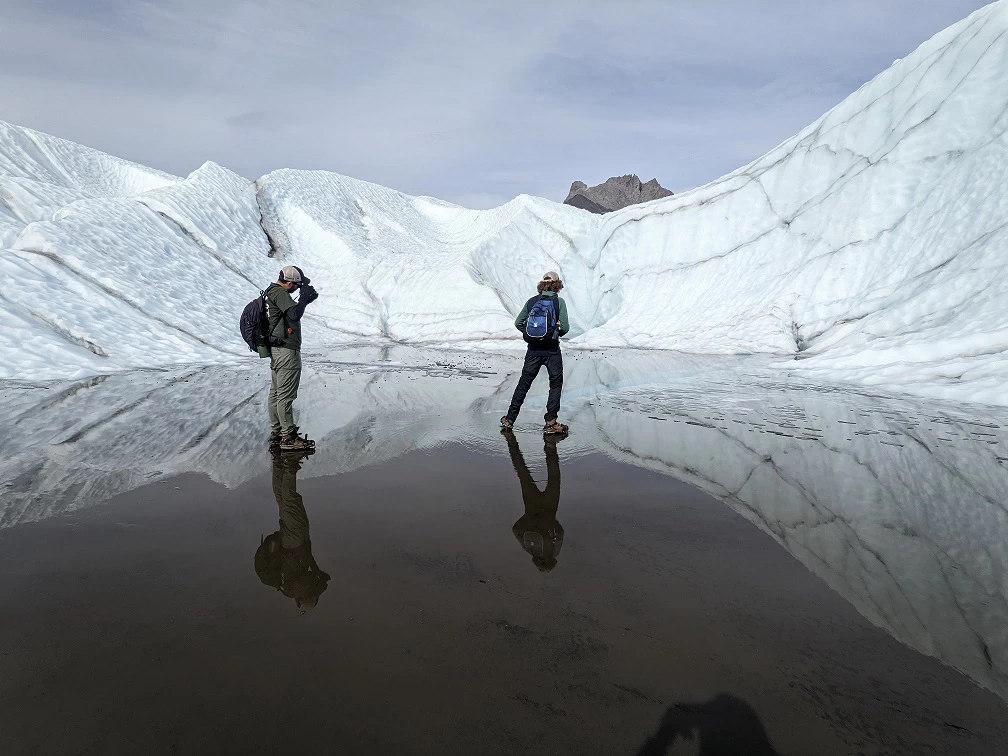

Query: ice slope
[0,124,275,377]
[256,169,598,343]
[2,2,1008,403]
[0,120,174,250]
[580,1,1008,404]
[2,349,1007,702]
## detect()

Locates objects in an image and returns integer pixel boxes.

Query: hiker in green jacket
[265,265,319,451]
[501,271,570,435]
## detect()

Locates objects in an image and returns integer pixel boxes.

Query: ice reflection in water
[1,346,1007,701]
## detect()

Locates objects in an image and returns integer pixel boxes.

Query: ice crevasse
[1,1,1008,404]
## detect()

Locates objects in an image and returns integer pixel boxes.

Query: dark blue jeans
[506,350,563,423]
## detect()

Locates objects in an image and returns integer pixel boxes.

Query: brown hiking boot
[271,424,303,448]
[280,432,315,451]
[500,416,514,431]
[543,420,569,435]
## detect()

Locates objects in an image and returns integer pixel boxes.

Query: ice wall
[0,137,276,377]
[584,2,1008,403]
[2,2,1007,403]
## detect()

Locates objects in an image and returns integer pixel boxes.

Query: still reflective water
[1,347,1007,753]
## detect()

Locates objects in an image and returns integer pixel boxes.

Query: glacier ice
[1,2,1008,403]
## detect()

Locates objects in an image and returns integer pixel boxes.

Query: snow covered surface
[2,2,1008,403]
[3,348,1007,703]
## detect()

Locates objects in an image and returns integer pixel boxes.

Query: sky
[0,0,994,207]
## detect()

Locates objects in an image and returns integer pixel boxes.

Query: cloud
[0,0,993,206]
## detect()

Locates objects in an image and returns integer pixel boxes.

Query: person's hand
[301,285,319,303]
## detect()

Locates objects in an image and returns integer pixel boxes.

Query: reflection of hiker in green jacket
[255,451,330,613]
[505,431,564,572]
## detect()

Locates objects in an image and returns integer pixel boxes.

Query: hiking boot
[543,419,569,436]
[270,425,302,447]
[270,445,314,462]
[500,416,514,431]
[280,432,315,451]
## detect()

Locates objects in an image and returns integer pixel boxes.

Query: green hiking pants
[268,347,302,435]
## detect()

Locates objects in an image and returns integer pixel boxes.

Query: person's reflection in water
[255,449,330,613]
[504,429,565,572]
[636,694,779,755]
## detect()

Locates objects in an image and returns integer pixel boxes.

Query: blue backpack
[525,296,560,340]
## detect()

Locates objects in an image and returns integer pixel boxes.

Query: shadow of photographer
[636,694,778,755]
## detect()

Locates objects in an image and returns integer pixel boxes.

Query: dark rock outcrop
[563,175,672,214]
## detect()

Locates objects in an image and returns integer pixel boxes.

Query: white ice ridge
[1,1,1008,403]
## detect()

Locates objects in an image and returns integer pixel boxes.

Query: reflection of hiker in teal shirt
[504,432,564,572]
[254,451,330,613]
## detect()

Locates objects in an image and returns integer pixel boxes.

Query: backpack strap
[528,294,541,318]
[524,295,541,337]
[264,287,289,343]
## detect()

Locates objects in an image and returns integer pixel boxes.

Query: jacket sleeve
[286,297,310,322]
[558,298,569,337]
[271,288,309,323]
[514,301,529,331]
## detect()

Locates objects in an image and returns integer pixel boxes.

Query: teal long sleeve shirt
[514,292,569,337]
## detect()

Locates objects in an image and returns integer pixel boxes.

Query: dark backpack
[525,296,560,340]
[239,291,270,354]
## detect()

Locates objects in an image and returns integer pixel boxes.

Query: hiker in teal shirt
[501,271,570,435]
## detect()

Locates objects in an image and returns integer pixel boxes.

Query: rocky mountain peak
[564,174,672,213]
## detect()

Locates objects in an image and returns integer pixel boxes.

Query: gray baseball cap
[280,265,310,286]
[541,271,560,282]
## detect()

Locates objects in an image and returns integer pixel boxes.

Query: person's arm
[558,298,569,337]
[544,440,561,504]
[284,286,318,322]
[286,297,309,322]
[514,301,529,331]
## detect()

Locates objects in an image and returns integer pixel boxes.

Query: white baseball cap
[280,265,310,285]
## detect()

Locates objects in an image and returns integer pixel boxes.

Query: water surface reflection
[2,346,1007,702]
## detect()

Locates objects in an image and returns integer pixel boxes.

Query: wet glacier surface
[1,348,1007,753]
